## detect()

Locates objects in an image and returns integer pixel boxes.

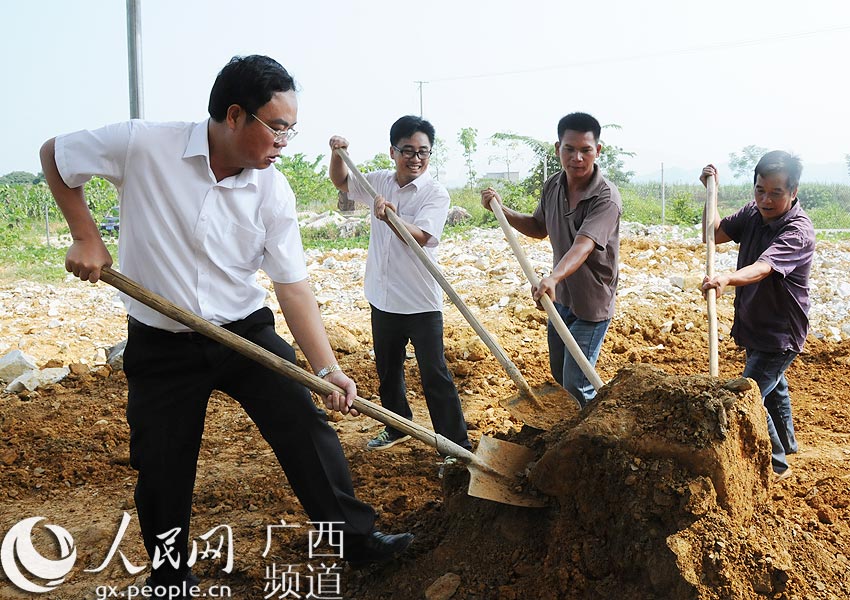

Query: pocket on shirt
[220,222,265,270]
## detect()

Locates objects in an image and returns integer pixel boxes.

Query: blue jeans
[547,303,610,408]
[743,349,799,474]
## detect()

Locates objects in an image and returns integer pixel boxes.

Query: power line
[426,24,850,83]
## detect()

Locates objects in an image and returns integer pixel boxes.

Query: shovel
[488,197,606,403]
[336,148,566,430]
[705,176,720,377]
[98,267,546,508]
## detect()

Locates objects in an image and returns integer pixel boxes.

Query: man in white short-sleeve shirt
[39,55,411,594]
[328,116,471,456]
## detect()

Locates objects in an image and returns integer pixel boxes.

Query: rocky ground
[1,224,849,599]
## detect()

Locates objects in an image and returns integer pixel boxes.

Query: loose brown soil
[1,232,849,599]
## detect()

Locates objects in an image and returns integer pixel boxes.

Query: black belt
[127,307,274,342]
[127,315,210,342]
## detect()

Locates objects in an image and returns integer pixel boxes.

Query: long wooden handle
[705,177,719,377]
[99,267,478,465]
[335,148,540,405]
[490,200,605,391]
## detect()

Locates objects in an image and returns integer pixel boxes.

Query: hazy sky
[3,0,849,185]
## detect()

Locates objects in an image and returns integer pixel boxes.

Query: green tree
[358,153,393,174]
[458,127,478,187]
[275,153,336,209]
[598,124,636,186]
[488,134,522,180]
[845,154,849,178]
[491,132,559,196]
[729,145,768,180]
[0,171,39,185]
[429,137,449,181]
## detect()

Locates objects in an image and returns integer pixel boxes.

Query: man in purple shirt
[700,151,815,478]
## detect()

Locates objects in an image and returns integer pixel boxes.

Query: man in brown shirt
[482,112,621,407]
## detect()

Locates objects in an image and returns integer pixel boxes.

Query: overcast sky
[3,0,849,185]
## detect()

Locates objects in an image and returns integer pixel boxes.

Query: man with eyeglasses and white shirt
[39,55,412,597]
[329,116,472,461]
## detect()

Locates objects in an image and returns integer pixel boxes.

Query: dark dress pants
[370,305,471,450]
[124,308,375,584]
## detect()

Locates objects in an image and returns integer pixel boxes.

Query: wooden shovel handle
[99,267,477,464]
[705,177,719,377]
[489,200,605,391]
[334,148,540,405]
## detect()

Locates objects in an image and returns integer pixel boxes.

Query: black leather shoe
[344,530,414,567]
[144,570,200,599]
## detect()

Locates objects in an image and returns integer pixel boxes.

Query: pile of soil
[1,230,849,599]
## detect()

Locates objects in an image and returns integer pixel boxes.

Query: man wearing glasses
[39,55,411,598]
[328,116,472,463]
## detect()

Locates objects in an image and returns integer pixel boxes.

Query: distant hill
[634,162,850,185]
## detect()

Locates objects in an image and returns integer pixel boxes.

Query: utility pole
[127,0,144,119]
[414,81,428,117]
[661,162,666,226]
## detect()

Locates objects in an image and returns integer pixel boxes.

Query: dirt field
[1,228,849,599]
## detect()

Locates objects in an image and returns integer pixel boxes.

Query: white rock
[0,350,38,383]
[5,367,70,392]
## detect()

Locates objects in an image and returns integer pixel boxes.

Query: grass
[3,181,849,284]
[0,220,118,284]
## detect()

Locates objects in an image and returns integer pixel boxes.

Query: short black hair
[208,55,297,122]
[389,115,435,147]
[557,112,602,143]
[753,150,803,190]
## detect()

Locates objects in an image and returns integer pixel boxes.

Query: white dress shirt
[55,119,307,331]
[347,169,449,314]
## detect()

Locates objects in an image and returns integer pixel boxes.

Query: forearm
[274,280,338,373]
[503,206,547,239]
[702,203,728,244]
[726,261,773,287]
[387,217,431,247]
[550,235,595,282]
[328,153,349,192]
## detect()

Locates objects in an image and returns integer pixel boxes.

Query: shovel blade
[467,435,546,508]
[499,383,576,431]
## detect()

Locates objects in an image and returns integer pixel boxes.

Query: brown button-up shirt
[532,165,621,321]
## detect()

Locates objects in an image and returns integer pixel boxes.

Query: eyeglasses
[392,145,432,160]
[252,113,298,143]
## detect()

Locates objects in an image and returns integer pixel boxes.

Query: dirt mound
[347,365,850,600]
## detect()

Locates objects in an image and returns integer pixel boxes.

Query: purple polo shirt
[720,199,815,353]
[532,165,621,321]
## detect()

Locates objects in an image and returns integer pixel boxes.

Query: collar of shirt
[763,198,803,231]
[394,168,434,191]
[182,119,259,190]
[556,165,604,211]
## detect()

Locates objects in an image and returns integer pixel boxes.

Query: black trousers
[124,308,376,584]
[370,305,471,450]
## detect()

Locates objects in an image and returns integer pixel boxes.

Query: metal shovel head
[499,383,576,431]
[467,435,547,508]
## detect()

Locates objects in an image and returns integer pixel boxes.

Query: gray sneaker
[366,429,411,451]
[438,455,459,479]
